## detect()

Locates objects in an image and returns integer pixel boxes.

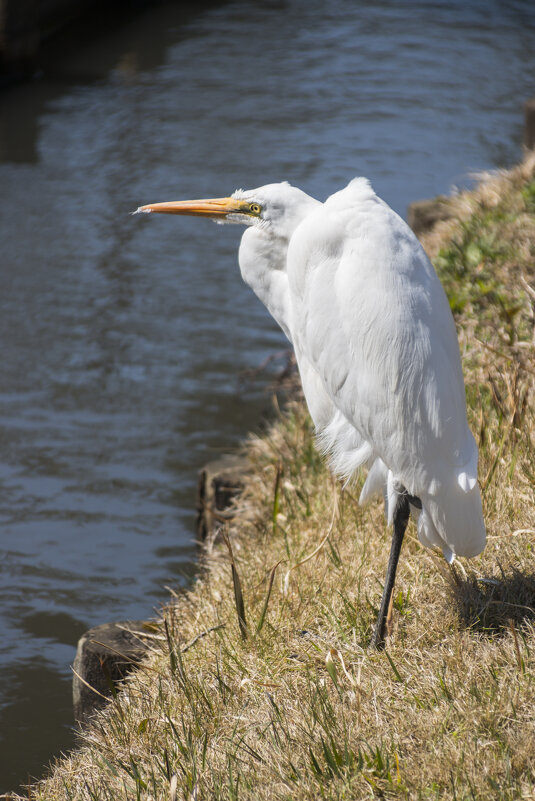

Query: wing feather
[287,180,474,495]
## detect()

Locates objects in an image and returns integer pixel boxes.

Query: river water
[0,0,534,791]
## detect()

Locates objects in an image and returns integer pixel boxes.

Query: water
[0,0,534,790]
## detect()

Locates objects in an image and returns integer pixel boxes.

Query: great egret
[136,179,486,648]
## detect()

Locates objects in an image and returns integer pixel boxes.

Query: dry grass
[14,156,535,801]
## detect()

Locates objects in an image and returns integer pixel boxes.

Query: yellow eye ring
[249,203,261,215]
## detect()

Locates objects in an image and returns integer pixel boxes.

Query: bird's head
[135,182,319,241]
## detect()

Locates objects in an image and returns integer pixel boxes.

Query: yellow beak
[135,196,248,219]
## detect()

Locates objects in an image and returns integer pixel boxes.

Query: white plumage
[234,179,485,563]
[137,177,486,645]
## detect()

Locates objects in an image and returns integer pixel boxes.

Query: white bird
[136,178,486,648]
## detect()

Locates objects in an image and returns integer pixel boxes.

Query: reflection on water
[1,0,534,791]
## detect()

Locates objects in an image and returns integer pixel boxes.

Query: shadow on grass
[451,565,535,634]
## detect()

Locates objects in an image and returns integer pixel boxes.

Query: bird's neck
[238,228,293,341]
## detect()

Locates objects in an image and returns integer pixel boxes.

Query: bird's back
[286,178,486,560]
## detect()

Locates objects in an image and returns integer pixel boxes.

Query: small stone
[196,454,250,541]
[72,620,152,726]
[407,196,455,238]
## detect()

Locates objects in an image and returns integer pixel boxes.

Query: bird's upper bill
[134,196,258,220]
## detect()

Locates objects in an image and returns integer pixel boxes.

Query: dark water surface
[1,0,534,790]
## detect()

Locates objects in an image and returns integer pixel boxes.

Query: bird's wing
[286,179,474,496]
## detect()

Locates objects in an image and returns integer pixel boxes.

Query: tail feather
[357,460,486,561]
[419,480,486,559]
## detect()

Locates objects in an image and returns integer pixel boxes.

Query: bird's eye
[249,203,261,215]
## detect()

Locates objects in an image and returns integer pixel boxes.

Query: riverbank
[15,155,535,800]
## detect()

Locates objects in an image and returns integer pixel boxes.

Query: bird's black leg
[369,490,419,650]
